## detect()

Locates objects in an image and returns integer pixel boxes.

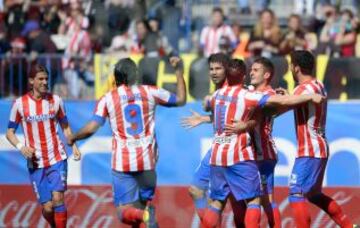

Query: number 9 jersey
[93,85,177,172]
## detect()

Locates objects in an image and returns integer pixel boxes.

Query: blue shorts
[112,170,156,206]
[289,157,327,196]
[191,149,211,190]
[209,161,261,201]
[258,160,277,195]
[29,159,68,204]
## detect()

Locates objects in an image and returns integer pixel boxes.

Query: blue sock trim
[194,196,208,209]
[247,204,261,209]
[208,206,221,214]
[271,202,278,208]
[289,195,305,203]
[53,204,66,212]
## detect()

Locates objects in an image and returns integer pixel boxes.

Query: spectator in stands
[130,19,148,54]
[158,0,181,52]
[0,23,10,55]
[58,1,89,37]
[63,15,93,99]
[21,20,57,55]
[2,37,27,97]
[279,14,308,55]
[41,1,62,34]
[247,9,282,58]
[199,7,237,57]
[317,7,357,57]
[4,0,28,39]
[142,16,175,57]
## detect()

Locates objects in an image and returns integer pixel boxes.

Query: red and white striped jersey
[293,79,329,158]
[94,84,177,172]
[252,87,278,161]
[8,93,68,168]
[209,85,269,166]
[200,24,237,57]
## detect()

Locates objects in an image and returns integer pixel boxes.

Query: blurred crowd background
[0,0,359,99]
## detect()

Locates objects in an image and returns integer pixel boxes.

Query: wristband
[16,143,24,150]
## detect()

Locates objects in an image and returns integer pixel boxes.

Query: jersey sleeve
[293,85,311,95]
[92,96,108,125]
[205,91,218,111]
[8,100,21,130]
[245,91,270,109]
[57,96,68,125]
[150,86,177,106]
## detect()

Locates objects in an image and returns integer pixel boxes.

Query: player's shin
[245,203,261,228]
[289,195,310,228]
[309,193,353,228]
[189,185,208,220]
[53,204,67,228]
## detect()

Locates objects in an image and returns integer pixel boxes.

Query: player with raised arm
[67,57,186,228]
[6,64,81,228]
[288,50,355,228]
[183,53,229,221]
[201,58,324,228]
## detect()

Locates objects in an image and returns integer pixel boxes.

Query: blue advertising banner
[0,100,359,186]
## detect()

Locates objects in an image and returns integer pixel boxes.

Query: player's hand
[169,56,183,71]
[275,87,289,95]
[20,146,35,159]
[224,120,248,135]
[181,110,205,129]
[72,144,81,161]
[311,94,326,104]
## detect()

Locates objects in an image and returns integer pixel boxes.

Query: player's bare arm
[6,128,35,158]
[170,56,187,106]
[60,121,81,161]
[264,93,324,108]
[224,119,257,135]
[67,120,101,146]
[181,110,212,129]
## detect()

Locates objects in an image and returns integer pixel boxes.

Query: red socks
[53,204,67,228]
[54,211,67,228]
[245,204,261,228]
[120,207,145,224]
[264,203,281,228]
[201,207,221,228]
[289,196,311,228]
[309,193,353,228]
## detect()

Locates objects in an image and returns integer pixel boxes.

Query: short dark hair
[208,53,230,68]
[253,57,274,80]
[229,58,247,76]
[226,58,247,85]
[114,58,138,86]
[290,50,315,75]
[29,64,48,79]
[212,7,224,16]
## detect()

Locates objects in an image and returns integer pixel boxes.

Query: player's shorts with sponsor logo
[112,169,156,206]
[29,159,67,204]
[289,157,327,196]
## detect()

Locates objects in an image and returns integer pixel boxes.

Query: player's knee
[246,196,260,205]
[188,185,205,199]
[116,204,132,223]
[51,192,64,206]
[42,202,53,213]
